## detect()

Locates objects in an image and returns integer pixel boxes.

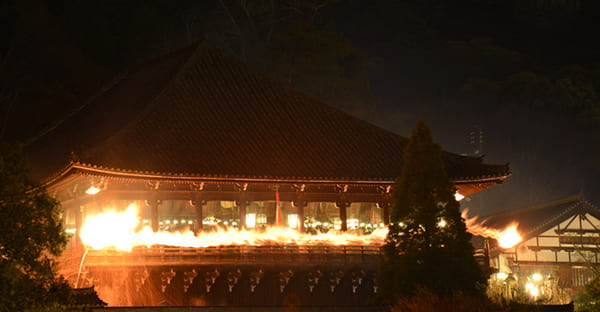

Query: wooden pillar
[379,200,392,225]
[148,198,160,232]
[192,198,206,234]
[337,200,349,232]
[237,199,247,229]
[298,203,305,232]
[294,198,307,233]
[74,200,83,250]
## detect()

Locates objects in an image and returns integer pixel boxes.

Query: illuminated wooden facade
[25,42,510,306]
[485,194,600,294]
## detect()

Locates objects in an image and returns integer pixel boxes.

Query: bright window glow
[288,214,298,228]
[246,213,256,228]
[85,186,101,195]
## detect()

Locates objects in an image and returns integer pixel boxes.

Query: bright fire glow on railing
[79,203,388,252]
[79,203,523,252]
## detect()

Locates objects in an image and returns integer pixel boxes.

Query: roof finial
[70,151,80,163]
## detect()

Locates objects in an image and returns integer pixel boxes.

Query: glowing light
[65,228,77,234]
[525,282,534,291]
[79,203,525,253]
[78,203,388,251]
[496,272,507,280]
[497,224,521,248]
[287,214,298,229]
[246,213,256,228]
[85,186,101,195]
[348,219,359,230]
[462,209,522,248]
[455,192,465,201]
[438,218,447,228]
[79,203,140,251]
[532,273,542,282]
[529,287,539,297]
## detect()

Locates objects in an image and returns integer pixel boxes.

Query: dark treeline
[2,0,600,213]
[332,0,600,213]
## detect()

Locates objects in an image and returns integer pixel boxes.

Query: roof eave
[42,161,510,188]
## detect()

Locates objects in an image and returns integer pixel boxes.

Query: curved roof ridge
[24,71,129,147]
[90,42,207,153]
[484,193,583,219]
[524,199,583,239]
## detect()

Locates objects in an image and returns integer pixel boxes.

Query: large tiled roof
[479,193,600,241]
[24,42,509,183]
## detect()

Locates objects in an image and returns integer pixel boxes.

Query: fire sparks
[461,209,523,248]
[78,203,523,251]
[79,203,387,251]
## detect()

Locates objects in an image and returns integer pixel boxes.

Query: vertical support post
[293,198,307,233]
[237,199,247,229]
[298,203,305,232]
[150,198,159,232]
[337,201,348,232]
[378,186,392,225]
[380,200,391,225]
[74,200,82,250]
[235,183,248,230]
[192,197,205,234]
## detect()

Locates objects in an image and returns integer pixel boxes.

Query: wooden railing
[83,245,382,266]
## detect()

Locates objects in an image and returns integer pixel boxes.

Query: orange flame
[79,203,523,251]
[79,203,387,251]
[461,209,522,248]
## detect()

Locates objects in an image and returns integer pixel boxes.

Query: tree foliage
[378,119,486,303]
[0,142,68,311]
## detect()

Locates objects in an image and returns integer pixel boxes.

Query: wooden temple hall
[24,42,510,306]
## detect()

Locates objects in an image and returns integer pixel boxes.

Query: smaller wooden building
[481,194,600,299]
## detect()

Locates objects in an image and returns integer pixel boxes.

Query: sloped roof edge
[43,161,510,188]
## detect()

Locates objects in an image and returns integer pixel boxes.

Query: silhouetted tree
[378,119,486,303]
[0,141,68,311]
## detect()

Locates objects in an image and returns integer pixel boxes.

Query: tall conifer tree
[378,119,486,303]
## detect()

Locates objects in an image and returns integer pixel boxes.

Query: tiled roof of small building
[479,193,600,241]
[25,41,509,183]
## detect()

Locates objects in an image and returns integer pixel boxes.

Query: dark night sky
[2,0,600,216]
